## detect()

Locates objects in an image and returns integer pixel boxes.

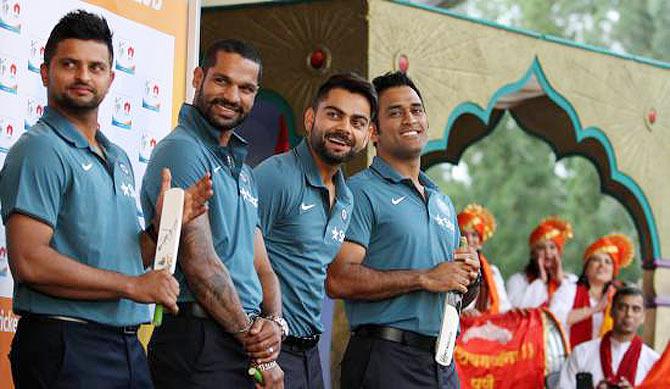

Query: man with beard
[140,39,284,388]
[254,73,376,388]
[326,71,480,389]
[558,286,659,389]
[0,10,212,388]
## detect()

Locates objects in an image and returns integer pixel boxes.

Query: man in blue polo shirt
[0,10,211,388]
[326,71,481,389]
[254,73,376,388]
[141,40,283,388]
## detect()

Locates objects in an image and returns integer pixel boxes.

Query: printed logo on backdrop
[0,0,22,33]
[28,36,45,73]
[142,78,161,112]
[0,54,18,95]
[115,38,136,75]
[0,246,6,277]
[139,130,157,162]
[0,115,20,153]
[25,96,45,129]
[112,95,133,129]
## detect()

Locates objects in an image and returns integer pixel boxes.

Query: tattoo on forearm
[180,215,248,333]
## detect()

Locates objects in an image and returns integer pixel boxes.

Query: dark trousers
[341,334,460,389]
[148,315,255,389]
[278,342,324,389]
[9,316,152,389]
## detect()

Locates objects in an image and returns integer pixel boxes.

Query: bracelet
[232,315,254,334]
[253,360,278,372]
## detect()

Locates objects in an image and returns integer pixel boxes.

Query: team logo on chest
[330,227,345,243]
[240,187,258,208]
[121,182,136,199]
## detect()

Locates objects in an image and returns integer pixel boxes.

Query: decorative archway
[421,58,660,266]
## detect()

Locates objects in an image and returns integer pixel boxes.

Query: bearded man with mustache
[140,39,284,389]
[254,73,376,389]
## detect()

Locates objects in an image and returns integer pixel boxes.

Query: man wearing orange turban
[550,233,634,349]
[506,217,577,308]
[458,204,511,315]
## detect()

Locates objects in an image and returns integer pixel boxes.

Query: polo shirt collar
[295,138,352,206]
[42,107,90,149]
[371,156,439,191]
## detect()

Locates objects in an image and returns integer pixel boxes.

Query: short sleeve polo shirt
[140,104,262,315]
[344,156,460,337]
[255,139,353,336]
[0,107,149,326]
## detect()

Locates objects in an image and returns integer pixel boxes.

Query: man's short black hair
[371,71,423,126]
[310,72,378,121]
[312,72,377,120]
[200,39,263,83]
[612,285,644,308]
[44,10,114,66]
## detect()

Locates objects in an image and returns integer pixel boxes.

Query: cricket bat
[435,236,468,366]
[152,188,185,326]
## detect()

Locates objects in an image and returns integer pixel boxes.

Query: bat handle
[153,305,164,326]
[248,366,263,384]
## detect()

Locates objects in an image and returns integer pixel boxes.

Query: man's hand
[454,247,479,283]
[617,377,633,389]
[256,364,284,389]
[127,269,179,314]
[242,317,282,364]
[153,168,213,228]
[420,261,471,293]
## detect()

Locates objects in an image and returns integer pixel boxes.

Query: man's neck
[51,104,99,145]
[378,150,421,185]
[308,144,339,186]
[219,129,233,146]
[611,331,636,343]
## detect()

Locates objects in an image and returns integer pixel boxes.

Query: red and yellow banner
[455,309,546,389]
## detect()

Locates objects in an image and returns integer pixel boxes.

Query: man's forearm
[253,229,281,317]
[139,230,156,268]
[180,215,249,333]
[327,263,425,301]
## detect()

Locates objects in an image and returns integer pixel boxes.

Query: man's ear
[304,107,315,135]
[40,63,49,87]
[192,67,204,89]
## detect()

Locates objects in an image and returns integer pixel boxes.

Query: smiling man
[0,10,213,388]
[141,40,283,388]
[254,73,376,389]
[326,71,480,389]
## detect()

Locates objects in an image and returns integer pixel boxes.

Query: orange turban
[583,233,634,277]
[457,203,496,243]
[528,216,573,252]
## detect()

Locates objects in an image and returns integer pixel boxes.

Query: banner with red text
[455,309,546,389]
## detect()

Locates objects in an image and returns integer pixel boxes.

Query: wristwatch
[266,315,289,340]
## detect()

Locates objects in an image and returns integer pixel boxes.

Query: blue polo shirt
[0,108,149,326]
[344,156,460,337]
[140,104,262,315]
[255,139,353,336]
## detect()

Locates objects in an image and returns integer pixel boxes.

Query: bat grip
[153,305,164,326]
[248,366,263,384]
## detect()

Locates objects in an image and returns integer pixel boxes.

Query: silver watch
[266,315,289,339]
